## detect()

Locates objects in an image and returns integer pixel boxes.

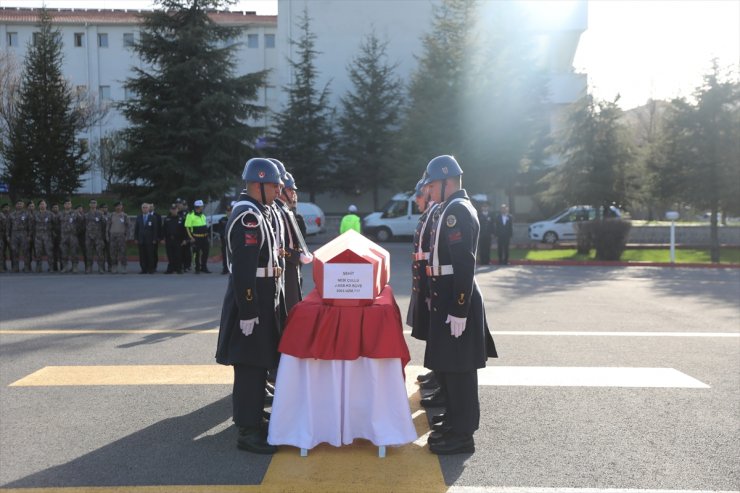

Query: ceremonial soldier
[108,202,130,274]
[422,155,497,455]
[84,199,106,274]
[274,170,313,313]
[33,200,55,272]
[0,203,8,272]
[218,203,233,275]
[8,200,31,272]
[216,157,283,455]
[407,177,441,393]
[59,200,82,273]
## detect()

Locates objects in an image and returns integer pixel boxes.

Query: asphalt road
[1,240,739,492]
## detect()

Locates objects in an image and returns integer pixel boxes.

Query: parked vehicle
[528,206,598,243]
[362,192,421,242]
[206,202,325,237]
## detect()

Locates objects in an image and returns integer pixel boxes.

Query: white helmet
[348,204,358,213]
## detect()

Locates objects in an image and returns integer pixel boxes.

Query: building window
[247,34,258,48]
[74,32,84,47]
[7,32,18,47]
[99,85,111,101]
[32,32,41,46]
[265,34,275,48]
[98,33,108,48]
[123,33,134,47]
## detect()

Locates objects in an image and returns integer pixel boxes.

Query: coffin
[312,230,390,306]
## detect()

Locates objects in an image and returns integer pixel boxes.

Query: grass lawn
[509,248,740,264]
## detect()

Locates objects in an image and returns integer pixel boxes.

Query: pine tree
[269,7,335,203]
[1,8,86,202]
[118,0,266,203]
[337,30,404,210]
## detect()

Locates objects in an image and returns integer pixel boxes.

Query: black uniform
[494,212,513,265]
[478,210,494,266]
[274,198,307,314]
[426,189,497,438]
[216,193,282,430]
[163,214,186,273]
[218,214,229,274]
[179,209,192,271]
[407,202,439,341]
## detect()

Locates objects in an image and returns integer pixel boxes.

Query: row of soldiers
[0,198,130,274]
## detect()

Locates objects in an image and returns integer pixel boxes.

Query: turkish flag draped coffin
[312,229,390,306]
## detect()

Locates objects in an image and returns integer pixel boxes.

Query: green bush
[577,219,632,260]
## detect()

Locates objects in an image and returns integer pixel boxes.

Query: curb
[504,259,740,269]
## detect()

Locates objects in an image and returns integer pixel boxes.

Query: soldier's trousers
[10,234,29,268]
[52,237,61,270]
[232,365,268,429]
[110,234,127,267]
[60,234,79,263]
[86,236,105,267]
[35,234,54,264]
[436,370,480,436]
[193,237,209,271]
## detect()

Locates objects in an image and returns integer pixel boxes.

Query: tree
[89,131,127,192]
[649,61,740,262]
[337,30,404,210]
[118,0,267,204]
[541,95,634,214]
[269,7,335,203]
[397,0,476,187]
[1,8,88,201]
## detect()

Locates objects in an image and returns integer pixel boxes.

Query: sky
[3,0,738,111]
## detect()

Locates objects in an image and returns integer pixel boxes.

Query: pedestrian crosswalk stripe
[478,366,710,388]
[400,330,740,337]
[8,365,233,386]
[0,329,218,334]
[447,488,739,493]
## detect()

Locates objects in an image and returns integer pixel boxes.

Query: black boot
[237,427,277,455]
[429,432,475,455]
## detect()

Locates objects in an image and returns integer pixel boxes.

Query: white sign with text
[323,263,374,299]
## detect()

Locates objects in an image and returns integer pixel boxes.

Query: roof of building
[0,7,276,26]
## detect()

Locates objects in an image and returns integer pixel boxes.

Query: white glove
[239,317,259,337]
[446,314,467,338]
[299,252,314,265]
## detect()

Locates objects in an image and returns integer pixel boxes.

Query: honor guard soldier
[273,169,313,313]
[216,158,284,455]
[422,155,497,455]
[408,176,442,392]
[185,200,211,273]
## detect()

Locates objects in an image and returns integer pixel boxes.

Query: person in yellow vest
[339,204,361,234]
[185,199,211,274]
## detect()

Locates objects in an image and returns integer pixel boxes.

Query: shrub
[577,220,632,260]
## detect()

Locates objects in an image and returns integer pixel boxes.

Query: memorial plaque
[313,230,390,306]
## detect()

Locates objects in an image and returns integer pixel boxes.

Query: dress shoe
[420,375,440,390]
[427,425,453,445]
[429,433,475,455]
[201,268,211,274]
[417,371,434,383]
[431,413,446,425]
[420,389,446,408]
[236,427,277,454]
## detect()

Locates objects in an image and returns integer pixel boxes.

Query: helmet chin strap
[440,179,447,203]
[260,183,267,204]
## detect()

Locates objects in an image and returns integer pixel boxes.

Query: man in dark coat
[163,203,186,274]
[494,203,513,265]
[477,202,494,266]
[216,158,284,455]
[422,155,497,455]
[134,203,159,274]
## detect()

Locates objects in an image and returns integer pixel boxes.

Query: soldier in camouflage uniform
[107,201,130,274]
[100,203,113,272]
[33,200,55,272]
[84,199,106,274]
[50,203,62,271]
[0,203,8,272]
[8,200,32,272]
[59,200,82,273]
[25,201,36,268]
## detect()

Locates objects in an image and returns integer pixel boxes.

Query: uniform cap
[170,203,178,209]
[242,158,283,185]
[267,158,287,180]
[348,204,358,213]
[283,172,298,190]
[194,199,204,207]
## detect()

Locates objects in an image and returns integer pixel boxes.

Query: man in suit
[134,203,159,274]
[494,203,513,265]
[422,155,497,455]
[477,202,494,266]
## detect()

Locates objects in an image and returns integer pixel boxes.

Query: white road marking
[447,488,739,493]
[402,330,740,337]
[477,367,710,388]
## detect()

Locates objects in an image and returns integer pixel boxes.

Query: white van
[528,206,597,243]
[362,193,421,241]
